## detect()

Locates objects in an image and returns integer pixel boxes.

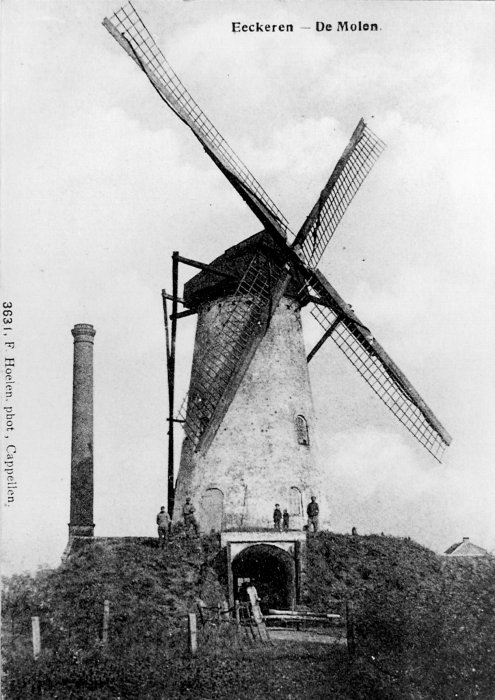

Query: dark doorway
[232,544,295,613]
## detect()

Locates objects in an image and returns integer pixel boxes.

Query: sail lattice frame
[183,253,280,446]
[308,295,450,462]
[104,3,451,462]
[295,120,386,268]
[104,3,290,237]
[175,391,188,423]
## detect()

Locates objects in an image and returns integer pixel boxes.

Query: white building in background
[443,537,490,557]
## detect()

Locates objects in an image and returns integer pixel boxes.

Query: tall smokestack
[69,323,96,538]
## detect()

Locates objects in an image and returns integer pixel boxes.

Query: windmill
[104,4,452,534]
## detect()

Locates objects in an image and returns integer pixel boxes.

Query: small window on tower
[289,486,302,516]
[295,415,309,446]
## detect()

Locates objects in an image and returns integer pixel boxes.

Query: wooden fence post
[234,600,240,627]
[31,616,41,660]
[227,543,234,609]
[221,600,230,622]
[188,612,197,655]
[102,600,110,646]
[346,601,356,658]
[197,599,207,626]
[294,539,301,604]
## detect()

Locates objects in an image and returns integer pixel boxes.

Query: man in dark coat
[273,504,282,531]
[307,496,319,532]
[183,497,199,536]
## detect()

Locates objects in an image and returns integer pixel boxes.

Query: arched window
[289,486,302,516]
[295,415,309,446]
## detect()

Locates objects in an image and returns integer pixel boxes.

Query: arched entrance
[232,544,295,613]
[201,488,224,533]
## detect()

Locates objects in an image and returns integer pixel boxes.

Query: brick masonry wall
[69,324,95,536]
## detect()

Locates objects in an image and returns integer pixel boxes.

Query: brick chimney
[68,324,96,539]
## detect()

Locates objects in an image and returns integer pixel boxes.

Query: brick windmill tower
[104,5,452,545]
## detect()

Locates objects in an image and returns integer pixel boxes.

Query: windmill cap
[183,230,306,309]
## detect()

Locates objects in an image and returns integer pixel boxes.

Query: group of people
[273,496,320,533]
[157,494,321,546]
[156,497,199,547]
[272,504,290,531]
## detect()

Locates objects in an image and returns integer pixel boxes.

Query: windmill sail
[103,3,290,240]
[293,120,385,268]
[183,253,290,453]
[306,269,452,461]
[104,5,451,462]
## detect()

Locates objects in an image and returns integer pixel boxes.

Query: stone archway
[232,544,295,613]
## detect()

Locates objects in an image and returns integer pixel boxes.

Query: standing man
[307,496,319,532]
[273,503,282,531]
[183,497,200,536]
[246,582,263,625]
[282,509,290,532]
[156,506,170,548]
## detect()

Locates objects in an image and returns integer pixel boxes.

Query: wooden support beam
[227,543,234,609]
[162,291,185,305]
[161,291,171,365]
[176,254,237,280]
[170,308,197,321]
[167,253,179,519]
[305,293,331,307]
[307,317,341,362]
[294,540,301,605]
[162,289,174,519]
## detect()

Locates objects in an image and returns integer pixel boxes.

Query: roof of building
[444,537,489,557]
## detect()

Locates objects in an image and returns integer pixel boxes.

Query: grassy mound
[4,536,207,651]
[305,532,495,699]
[2,534,226,697]
[2,533,353,699]
[3,531,495,699]
[305,532,442,609]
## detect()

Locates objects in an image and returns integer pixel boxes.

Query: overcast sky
[2,0,495,574]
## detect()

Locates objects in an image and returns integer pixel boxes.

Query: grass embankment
[2,531,495,699]
[306,533,495,699]
[2,534,351,699]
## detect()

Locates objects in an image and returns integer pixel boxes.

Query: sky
[2,0,495,574]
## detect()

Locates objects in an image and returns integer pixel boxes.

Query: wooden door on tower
[201,488,224,533]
